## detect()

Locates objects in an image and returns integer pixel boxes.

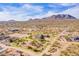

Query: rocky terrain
[0,14,79,56]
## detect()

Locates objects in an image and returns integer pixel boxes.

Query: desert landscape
[0,3,79,56]
[0,14,79,56]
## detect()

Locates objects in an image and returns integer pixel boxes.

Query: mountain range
[3,14,77,22]
[42,14,77,20]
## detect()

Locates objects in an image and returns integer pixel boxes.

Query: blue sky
[0,3,79,21]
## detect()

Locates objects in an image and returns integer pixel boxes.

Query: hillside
[0,15,79,56]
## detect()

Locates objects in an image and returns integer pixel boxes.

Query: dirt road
[40,28,69,55]
[0,43,38,56]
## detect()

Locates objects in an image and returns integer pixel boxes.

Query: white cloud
[59,3,77,6]
[23,4,43,12]
[0,11,27,21]
[37,5,79,19]
[37,11,58,18]
[43,5,79,19]
[0,4,44,21]
[0,4,79,21]
[61,6,79,18]
[28,11,60,19]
